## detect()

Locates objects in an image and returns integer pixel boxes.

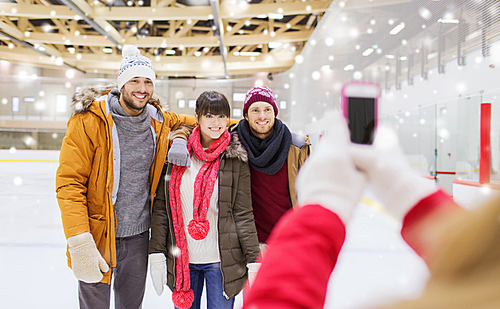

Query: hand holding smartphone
[341,81,381,145]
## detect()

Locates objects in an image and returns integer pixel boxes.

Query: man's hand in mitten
[168,138,191,167]
[67,232,109,283]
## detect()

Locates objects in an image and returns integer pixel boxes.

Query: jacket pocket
[89,214,107,255]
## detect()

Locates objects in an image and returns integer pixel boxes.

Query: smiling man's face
[119,76,154,116]
[244,101,276,139]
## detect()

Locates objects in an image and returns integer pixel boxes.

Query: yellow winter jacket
[55,85,196,284]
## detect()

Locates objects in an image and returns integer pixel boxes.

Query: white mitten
[149,253,167,296]
[296,112,367,223]
[351,126,437,221]
[67,232,109,283]
[247,263,261,286]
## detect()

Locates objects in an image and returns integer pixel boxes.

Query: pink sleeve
[243,204,346,309]
[401,189,462,257]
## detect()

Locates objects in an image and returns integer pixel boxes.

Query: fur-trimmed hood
[224,133,248,162]
[71,84,167,116]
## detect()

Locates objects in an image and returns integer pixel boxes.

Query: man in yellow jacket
[55,45,196,308]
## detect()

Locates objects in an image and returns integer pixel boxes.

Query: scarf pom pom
[172,289,194,309]
[188,220,210,240]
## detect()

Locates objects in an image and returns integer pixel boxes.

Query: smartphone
[341,81,381,145]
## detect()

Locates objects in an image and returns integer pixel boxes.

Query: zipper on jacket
[149,120,164,205]
[99,101,115,272]
[216,160,230,300]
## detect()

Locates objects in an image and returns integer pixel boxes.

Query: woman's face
[196,113,228,148]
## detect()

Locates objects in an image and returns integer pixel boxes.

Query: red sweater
[250,162,292,243]
[243,190,460,309]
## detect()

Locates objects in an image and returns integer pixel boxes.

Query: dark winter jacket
[149,132,260,299]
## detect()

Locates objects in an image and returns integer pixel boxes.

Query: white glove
[168,138,191,167]
[296,111,367,223]
[247,263,261,286]
[149,253,167,296]
[67,232,109,283]
[351,126,437,221]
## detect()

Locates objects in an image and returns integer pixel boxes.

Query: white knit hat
[117,45,156,90]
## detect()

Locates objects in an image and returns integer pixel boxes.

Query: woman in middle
[149,90,260,309]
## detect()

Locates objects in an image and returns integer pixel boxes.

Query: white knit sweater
[180,155,221,264]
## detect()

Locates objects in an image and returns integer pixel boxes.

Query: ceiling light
[438,18,459,24]
[240,52,260,56]
[344,64,354,71]
[269,13,284,19]
[257,14,267,19]
[42,24,52,33]
[165,50,176,55]
[386,55,395,59]
[419,7,432,20]
[269,42,282,49]
[103,47,113,53]
[390,22,405,35]
[362,48,374,56]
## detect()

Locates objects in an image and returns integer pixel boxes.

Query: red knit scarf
[168,126,230,309]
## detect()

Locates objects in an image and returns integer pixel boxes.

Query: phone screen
[348,97,376,145]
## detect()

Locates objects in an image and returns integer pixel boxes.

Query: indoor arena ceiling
[1,0,492,79]
[0,0,338,78]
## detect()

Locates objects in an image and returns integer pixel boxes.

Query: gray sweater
[109,90,155,237]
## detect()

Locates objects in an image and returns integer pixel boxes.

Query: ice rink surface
[0,149,429,309]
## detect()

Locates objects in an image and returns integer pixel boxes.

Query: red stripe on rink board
[480,103,491,184]
[452,179,500,191]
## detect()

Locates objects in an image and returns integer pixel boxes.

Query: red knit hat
[243,86,278,116]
